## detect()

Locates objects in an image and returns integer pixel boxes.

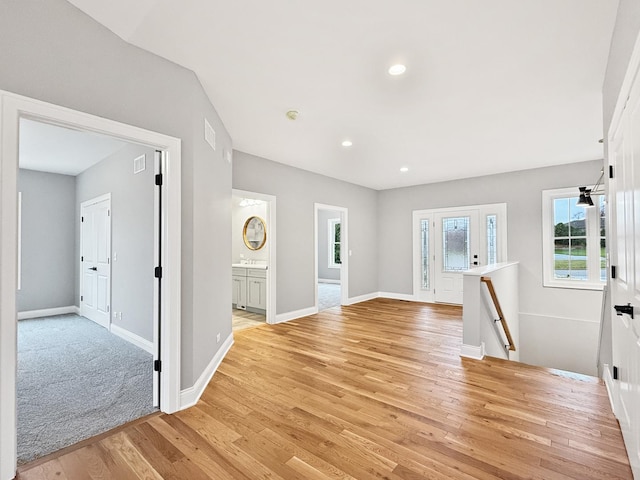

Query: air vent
[133,154,146,174]
[204,118,216,151]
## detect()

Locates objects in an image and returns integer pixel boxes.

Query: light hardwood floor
[17,299,632,479]
[232,309,265,331]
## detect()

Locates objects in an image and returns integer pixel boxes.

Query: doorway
[315,203,349,311]
[231,189,276,328]
[413,203,507,304]
[0,90,182,478]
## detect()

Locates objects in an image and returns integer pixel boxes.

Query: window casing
[542,188,605,290]
[328,218,341,268]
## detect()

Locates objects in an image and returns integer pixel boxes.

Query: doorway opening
[413,203,507,304]
[232,189,276,329]
[0,90,182,478]
[315,203,349,311]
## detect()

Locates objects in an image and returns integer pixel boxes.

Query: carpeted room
[16,120,158,463]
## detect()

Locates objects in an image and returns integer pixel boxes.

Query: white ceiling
[19,118,129,175]
[67,0,619,190]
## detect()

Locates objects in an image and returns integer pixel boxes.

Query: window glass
[421,219,429,289]
[328,219,341,268]
[442,216,470,272]
[487,215,497,265]
[553,196,587,280]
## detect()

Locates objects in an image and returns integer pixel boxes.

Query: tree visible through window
[328,219,341,268]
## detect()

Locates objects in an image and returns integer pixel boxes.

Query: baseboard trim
[318,278,341,285]
[378,292,417,302]
[180,333,234,410]
[346,292,379,305]
[110,324,154,354]
[461,343,485,360]
[274,306,318,324]
[17,305,79,320]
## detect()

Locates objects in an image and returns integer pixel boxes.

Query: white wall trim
[110,324,154,354]
[179,333,234,410]
[17,305,79,320]
[346,292,379,305]
[519,311,600,325]
[379,291,417,302]
[318,278,341,285]
[274,306,318,324]
[461,343,485,360]
[602,363,616,413]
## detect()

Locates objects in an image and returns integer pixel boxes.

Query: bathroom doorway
[315,203,348,311]
[231,189,276,329]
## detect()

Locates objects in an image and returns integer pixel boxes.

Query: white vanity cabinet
[232,266,266,314]
[246,269,267,312]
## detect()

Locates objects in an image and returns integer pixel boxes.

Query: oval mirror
[243,216,267,250]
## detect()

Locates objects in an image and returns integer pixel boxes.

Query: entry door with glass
[414,203,506,305]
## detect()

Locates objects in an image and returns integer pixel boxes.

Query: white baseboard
[273,306,318,324]
[318,278,341,285]
[378,291,417,302]
[461,343,485,360]
[17,305,79,320]
[110,323,154,354]
[346,292,379,305]
[180,333,234,410]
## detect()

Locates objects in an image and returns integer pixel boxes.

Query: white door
[609,67,640,477]
[80,195,111,329]
[434,211,480,304]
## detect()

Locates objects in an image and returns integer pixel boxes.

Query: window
[420,219,429,289]
[487,214,497,265]
[328,218,341,268]
[542,188,605,289]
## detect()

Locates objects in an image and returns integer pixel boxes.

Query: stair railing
[480,276,516,353]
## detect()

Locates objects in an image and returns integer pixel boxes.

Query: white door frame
[232,189,277,324]
[314,203,349,309]
[79,193,112,329]
[0,90,182,480]
[412,203,508,303]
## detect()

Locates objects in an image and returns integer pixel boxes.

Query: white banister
[461,262,519,361]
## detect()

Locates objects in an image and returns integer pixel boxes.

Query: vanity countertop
[232,263,268,270]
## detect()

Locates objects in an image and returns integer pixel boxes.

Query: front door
[609,68,640,477]
[434,211,480,304]
[80,195,111,329]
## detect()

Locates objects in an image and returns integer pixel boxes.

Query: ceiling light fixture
[239,198,263,207]
[341,140,353,147]
[388,64,407,76]
[286,110,299,120]
[400,167,409,173]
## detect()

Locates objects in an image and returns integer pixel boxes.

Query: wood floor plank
[17,299,633,479]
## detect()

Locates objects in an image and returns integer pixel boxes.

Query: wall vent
[204,118,216,151]
[133,154,146,174]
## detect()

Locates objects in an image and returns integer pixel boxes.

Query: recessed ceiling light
[286,110,299,120]
[400,167,409,173]
[388,64,407,76]
[341,140,353,147]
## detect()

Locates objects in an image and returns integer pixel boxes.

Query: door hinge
[81,256,84,262]
[155,173,163,186]
[155,266,162,278]
[108,210,110,217]
[81,216,84,222]
[611,265,616,279]
[107,305,110,313]
[81,295,83,301]
[613,365,619,380]
[154,360,162,372]
[609,165,614,179]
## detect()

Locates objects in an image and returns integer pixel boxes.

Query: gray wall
[0,0,232,389]
[76,144,156,342]
[378,160,605,375]
[317,209,341,282]
[17,169,76,312]
[233,151,378,314]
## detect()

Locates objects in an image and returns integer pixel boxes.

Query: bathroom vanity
[232,264,267,314]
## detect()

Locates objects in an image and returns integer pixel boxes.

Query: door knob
[88,267,97,271]
[614,303,634,319]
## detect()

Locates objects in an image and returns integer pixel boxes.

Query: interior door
[80,196,111,329]
[434,210,480,304]
[609,66,640,477]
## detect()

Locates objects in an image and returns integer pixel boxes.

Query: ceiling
[19,118,129,175]
[67,0,619,190]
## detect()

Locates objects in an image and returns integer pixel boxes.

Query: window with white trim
[328,218,341,268]
[542,188,605,289]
